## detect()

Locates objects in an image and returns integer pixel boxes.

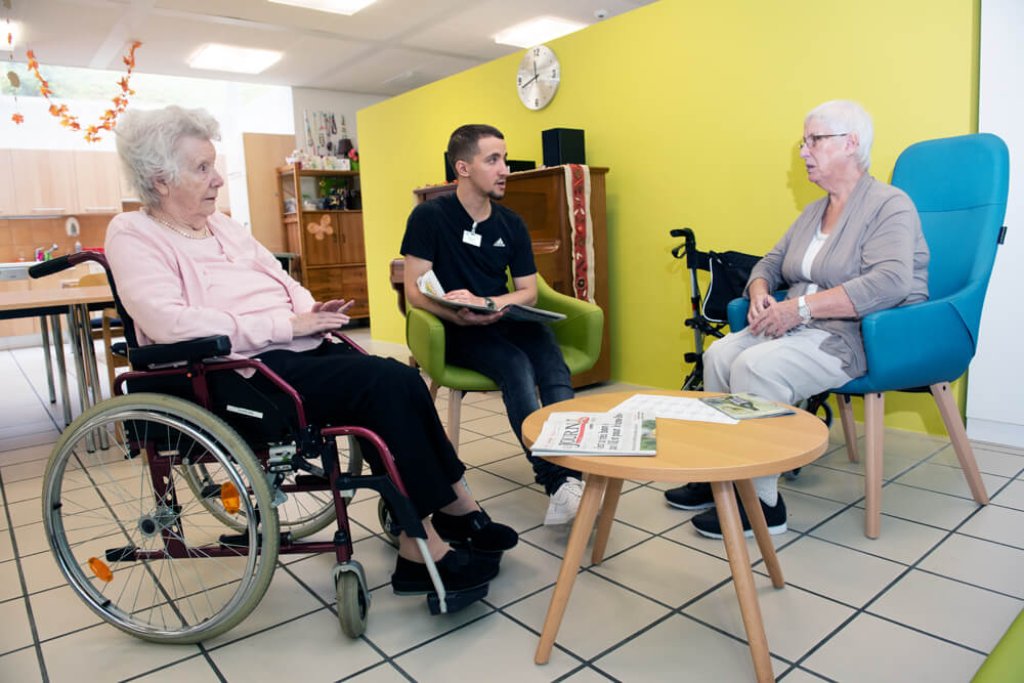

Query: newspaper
[609,393,739,425]
[416,270,566,323]
[700,393,795,420]
[532,411,657,456]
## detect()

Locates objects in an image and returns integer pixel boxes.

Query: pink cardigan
[105,211,316,356]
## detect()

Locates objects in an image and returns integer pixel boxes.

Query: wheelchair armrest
[129,335,233,368]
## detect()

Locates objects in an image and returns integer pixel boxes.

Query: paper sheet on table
[608,394,740,425]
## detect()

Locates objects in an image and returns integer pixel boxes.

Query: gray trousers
[704,326,852,403]
[703,326,853,502]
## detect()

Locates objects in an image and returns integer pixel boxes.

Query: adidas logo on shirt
[493,238,506,247]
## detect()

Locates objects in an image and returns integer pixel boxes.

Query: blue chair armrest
[859,295,975,389]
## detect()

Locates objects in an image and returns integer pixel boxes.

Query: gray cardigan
[748,174,929,377]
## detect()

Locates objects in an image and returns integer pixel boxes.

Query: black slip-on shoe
[691,493,788,540]
[391,546,500,595]
[431,509,519,553]
[664,482,715,510]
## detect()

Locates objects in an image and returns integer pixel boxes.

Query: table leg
[735,479,784,588]
[535,474,608,665]
[76,305,109,449]
[591,478,623,565]
[50,315,72,427]
[711,481,775,683]
[39,316,56,404]
[66,307,95,452]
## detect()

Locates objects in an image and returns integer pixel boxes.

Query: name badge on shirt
[463,221,482,247]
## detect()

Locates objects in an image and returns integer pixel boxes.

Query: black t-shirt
[401,193,537,297]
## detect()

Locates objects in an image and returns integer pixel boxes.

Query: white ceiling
[9,0,655,96]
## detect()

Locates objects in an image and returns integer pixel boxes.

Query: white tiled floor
[1,329,1022,682]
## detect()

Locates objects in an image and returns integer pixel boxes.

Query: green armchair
[406,274,604,449]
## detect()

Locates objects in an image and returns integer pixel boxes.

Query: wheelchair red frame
[30,251,482,643]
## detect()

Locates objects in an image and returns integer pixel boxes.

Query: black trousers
[256,341,465,518]
[445,320,579,494]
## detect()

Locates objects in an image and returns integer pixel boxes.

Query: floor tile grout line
[788,499,998,673]
[0,470,50,682]
[8,347,71,434]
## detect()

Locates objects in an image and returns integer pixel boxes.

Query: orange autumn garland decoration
[18,40,141,142]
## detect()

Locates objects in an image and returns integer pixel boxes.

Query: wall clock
[516,44,560,110]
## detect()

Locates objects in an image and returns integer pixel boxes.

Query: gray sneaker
[544,477,583,525]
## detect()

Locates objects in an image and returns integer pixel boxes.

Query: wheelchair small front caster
[334,562,370,637]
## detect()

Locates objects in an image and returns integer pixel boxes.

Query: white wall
[969,0,1024,446]
[291,87,386,156]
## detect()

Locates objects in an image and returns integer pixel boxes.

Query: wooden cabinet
[73,150,122,214]
[278,164,368,319]
[2,149,134,216]
[413,166,611,387]
[0,151,14,217]
[10,149,78,215]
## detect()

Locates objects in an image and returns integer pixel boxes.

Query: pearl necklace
[149,211,212,240]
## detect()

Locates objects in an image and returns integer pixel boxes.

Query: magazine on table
[416,270,566,323]
[699,393,795,420]
[532,411,657,456]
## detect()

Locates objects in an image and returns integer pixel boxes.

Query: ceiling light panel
[493,16,587,48]
[188,44,283,74]
[266,0,377,15]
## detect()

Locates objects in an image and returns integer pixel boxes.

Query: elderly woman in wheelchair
[664,100,929,539]
[35,105,516,644]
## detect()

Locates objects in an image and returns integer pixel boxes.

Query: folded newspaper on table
[700,392,795,420]
[532,411,657,456]
[416,270,566,323]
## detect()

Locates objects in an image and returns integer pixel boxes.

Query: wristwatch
[483,297,497,311]
[797,295,812,324]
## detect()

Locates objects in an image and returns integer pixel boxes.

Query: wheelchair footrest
[426,584,488,615]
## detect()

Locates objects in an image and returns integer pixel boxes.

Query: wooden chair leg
[863,392,885,539]
[838,394,859,462]
[428,379,439,402]
[446,388,463,451]
[930,382,989,505]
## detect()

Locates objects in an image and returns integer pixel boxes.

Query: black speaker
[542,128,586,167]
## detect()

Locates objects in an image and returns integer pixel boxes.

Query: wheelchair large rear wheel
[42,394,280,644]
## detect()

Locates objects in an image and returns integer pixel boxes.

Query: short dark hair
[447,124,505,165]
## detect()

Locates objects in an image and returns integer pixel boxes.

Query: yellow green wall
[358,0,979,435]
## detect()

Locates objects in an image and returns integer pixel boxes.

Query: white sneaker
[544,477,584,525]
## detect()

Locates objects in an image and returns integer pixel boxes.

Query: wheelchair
[30,252,484,644]
[669,228,833,478]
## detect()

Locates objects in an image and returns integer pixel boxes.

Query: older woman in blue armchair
[665,100,930,538]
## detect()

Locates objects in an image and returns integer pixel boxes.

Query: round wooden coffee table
[523,390,829,683]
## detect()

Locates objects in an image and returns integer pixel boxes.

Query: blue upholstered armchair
[727,133,1010,538]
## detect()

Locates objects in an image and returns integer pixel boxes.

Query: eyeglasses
[800,133,848,149]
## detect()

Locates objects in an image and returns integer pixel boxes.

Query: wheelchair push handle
[28,251,109,279]
[669,227,698,262]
